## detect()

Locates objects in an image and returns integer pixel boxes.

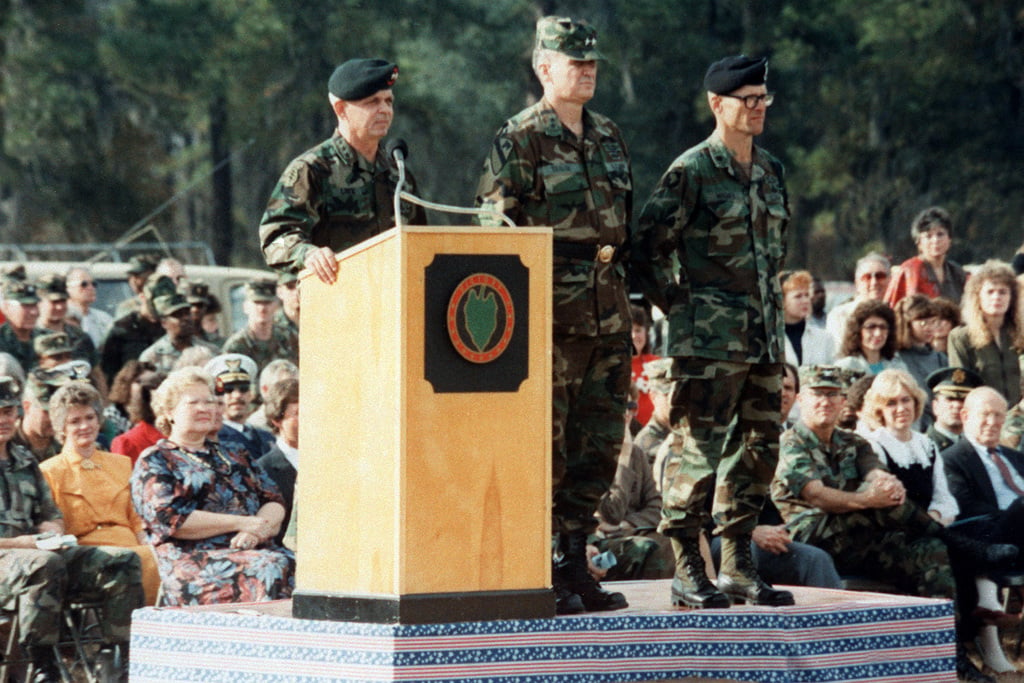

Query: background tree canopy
[0,0,1021,280]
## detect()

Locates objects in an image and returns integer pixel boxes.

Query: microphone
[388,138,410,228]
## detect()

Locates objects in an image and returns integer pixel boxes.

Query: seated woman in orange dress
[39,381,161,605]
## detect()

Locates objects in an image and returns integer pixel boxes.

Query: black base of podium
[291,588,556,624]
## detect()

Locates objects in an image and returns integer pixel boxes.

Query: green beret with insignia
[704,54,768,95]
[328,58,399,101]
[34,332,73,359]
[2,279,39,305]
[799,365,846,392]
[35,273,68,301]
[0,375,21,408]
[535,16,605,61]
[927,366,984,398]
[245,279,278,303]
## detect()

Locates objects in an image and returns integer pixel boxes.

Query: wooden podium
[292,225,554,624]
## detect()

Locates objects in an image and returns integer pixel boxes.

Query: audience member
[184,280,216,345]
[172,344,216,371]
[274,271,300,338]
[222,280,298,374]
[826,252,890,345]
[65,265,113,347]
[948,260,1023,406]
[634,358,672,468]
[809,276,827,330]
[246,359,299,432]
[110,368,166,465]
[1002,385,1024,451]
[781,270,834,367]
[930,297,961,355]
[0,375,143,680]
[199,293,225,348]
[139,277,219,373]
[630,305,661,433]
[33,332,74,370]
[836,300,905,377]
[101,272,167,384]
[105,360,149,435]
[13,369,66,463]
[926,367,984,452]
[836,372,873,433]
[255,378,299,546]
[130,367,294,605]
[892,294,946,429]
[35,273,97,367]
[0,278,40,372]
[113,254,159,319]
[40,381,162,605]
[205,353,275,458]
[0,351,26,385]
[885,206,968,306]
[156,257,186,286]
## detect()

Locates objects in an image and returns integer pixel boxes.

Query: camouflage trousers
[790,503,956,600]
[552,332,630,533]
[0,545,144,646]
[660,358,782,537]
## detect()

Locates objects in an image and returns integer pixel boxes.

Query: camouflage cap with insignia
[34,332,73,358]
[35,273,68,301]
[535,16,605,61]
[0,375,21,408]
[204,353,257,393]
[799,365,847,392]
[927,366,984,398]
[643,358,674,394]
[144,274,189,318]
[245,279,278,303]
[2,279,39,305]
[24,366,73,408]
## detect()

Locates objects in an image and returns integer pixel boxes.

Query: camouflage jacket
[631,134,789,362]
[273,309,299,338]
[259,132,427,274]
[1003,403,1024,450]
[474,101,633,336]
[222,325,298,374]
[139,335,220,374]
[771,421,884,541]
[0,323,38,374]
[0,442,62,538]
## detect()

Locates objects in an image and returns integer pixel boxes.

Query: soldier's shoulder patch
[487,135,516,176]
[281,162,303,189]
[601,139,625,162]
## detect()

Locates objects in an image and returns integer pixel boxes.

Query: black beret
[328,58,399,101]
[704,55,768,95]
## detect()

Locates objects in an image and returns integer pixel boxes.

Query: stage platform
[128,581,956,682]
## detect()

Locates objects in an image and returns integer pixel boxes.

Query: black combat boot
[715,533,795,606]
[667,533,730,609]
[24,644,61,683]
[553,532,628,612]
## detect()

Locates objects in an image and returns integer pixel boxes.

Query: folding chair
[54,600,119,683]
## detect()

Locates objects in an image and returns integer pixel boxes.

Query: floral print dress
[131,438,295,606]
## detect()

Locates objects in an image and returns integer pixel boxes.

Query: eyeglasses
[720,92,774,109]
[862,323,889,332]
[808,388,843,400]
[217,381,251,395]
[72,281,95,288]
[858,272,888,281]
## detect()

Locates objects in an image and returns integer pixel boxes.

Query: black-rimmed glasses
[720,93,774,109]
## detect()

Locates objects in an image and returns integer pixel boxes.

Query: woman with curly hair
[836,300,905,377]
[948,260,1024,405]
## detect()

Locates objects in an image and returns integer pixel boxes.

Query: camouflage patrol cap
[927,366,984,398]
[24,366,72,408]
[0,375,20,408]
[34,332,73,358]
[643,358,673,394]
[184,280,210,305]
[799,365,846,392]
[704,55,768,95]
[535,16,605,61]
[2,279,39,305]
[204,353,257,393]
[35,273,68,301]
[245,279,278,303]
[126,254,160,277]
[328,58,399,101]
[152,292,190,318]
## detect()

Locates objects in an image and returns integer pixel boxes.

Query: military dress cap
[328,58,399,101]
[2,279,39,305]
[800,365,846,391]
[927,366,984,397]
[704,54,768,94]
[245,279,278,303]
[52,359,92,381]
[126,254,160,276]
[535,16,605,61]
[35,273,68,301]
[184,280,210,305]
[0,375,21,408]
[643,358,674,394]
[204,353,257,392]
[34,332,73,358]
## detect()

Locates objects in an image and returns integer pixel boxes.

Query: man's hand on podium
[305,246,339,284]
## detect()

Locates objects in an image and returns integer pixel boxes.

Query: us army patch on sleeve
[282,163,302,189]
[488,136,515,176]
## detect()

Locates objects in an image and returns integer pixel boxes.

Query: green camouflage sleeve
[1002,407,1024,450]
[632,162,688,314]
[259,158,323,273]
[474,129,532,227]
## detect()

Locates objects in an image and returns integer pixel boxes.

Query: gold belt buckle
[597,245,615,264]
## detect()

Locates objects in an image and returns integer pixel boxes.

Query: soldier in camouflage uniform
[630,55,792,609]
[0,279,41,373]
[12,367,74,464]
[100,272,166,383]
[260,58,426,283]
[139,276,219,374]
[34,274,97,368]
[113,254,159,320]
[475,16,632,615]
[222,280,298,374]
[274,271,300,338]
[0,376,143,680]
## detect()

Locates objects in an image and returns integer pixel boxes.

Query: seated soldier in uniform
[0,376,143,681]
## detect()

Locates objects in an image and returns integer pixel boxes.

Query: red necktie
[989,447,1024,497]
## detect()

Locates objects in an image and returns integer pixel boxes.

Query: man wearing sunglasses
[632,55,792,609]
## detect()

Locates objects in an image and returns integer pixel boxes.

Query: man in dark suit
[943,386,1024,545]
[256,378,299,545]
